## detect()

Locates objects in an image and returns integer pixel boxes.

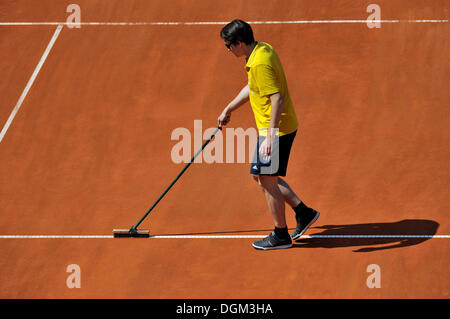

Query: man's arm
[218,85,249,127]
[258,92,284,157]
[268,92,284,138]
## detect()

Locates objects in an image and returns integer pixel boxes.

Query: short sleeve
[252,64,280,97]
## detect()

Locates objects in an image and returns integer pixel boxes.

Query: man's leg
[272,177,320,240]
[253,176,302,218]
[277,177,301,208]
[252,175,293,250]
[257,175,287,228]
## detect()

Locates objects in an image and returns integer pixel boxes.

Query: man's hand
[218,85,250,128]
[218,108,231,127]
[259,135,272,158]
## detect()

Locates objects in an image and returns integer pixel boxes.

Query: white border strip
[0,19,448,26]
[0,24,63,143]
[0,234,448,239]
[0,235,113,239]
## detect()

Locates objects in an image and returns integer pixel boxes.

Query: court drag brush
[113,125,222,238]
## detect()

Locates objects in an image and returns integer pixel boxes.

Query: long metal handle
[131,125,222,230]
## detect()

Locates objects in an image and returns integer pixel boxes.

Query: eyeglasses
[225,42,235,50]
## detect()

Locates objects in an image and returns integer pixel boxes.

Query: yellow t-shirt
[245,42,298,136]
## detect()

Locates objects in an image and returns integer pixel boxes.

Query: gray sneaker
[252,231,293,250]
[291,209,320,240]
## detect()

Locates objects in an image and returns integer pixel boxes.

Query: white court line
[0,19,448,26]
[0,24,63,143]
[0,234,448,239]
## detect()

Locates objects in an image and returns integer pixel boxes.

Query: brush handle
[131,125,222,230]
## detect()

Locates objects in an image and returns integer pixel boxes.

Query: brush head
[113,228,150,238]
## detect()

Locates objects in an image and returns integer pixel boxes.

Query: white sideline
[0,24,63,143]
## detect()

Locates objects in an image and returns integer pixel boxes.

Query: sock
[293,201,309,216]
[274,226,290,239]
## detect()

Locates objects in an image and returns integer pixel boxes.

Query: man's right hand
[218,109,231,127]
[218,84,249,128]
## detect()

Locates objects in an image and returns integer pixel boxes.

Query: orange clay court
[0,0,449,299]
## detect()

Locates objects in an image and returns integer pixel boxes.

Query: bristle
[113,229,150,238]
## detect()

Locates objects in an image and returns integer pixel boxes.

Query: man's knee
[257,175,278,190]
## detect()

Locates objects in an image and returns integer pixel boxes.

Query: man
[218,19,320,250]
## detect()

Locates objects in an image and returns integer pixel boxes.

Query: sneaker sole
[252,243,293,250]
[291,211,320,240]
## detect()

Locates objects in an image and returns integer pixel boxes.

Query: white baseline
[0,19,448,26]
[0,234,448,239]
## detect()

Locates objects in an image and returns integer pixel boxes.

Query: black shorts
[250,130,297,177]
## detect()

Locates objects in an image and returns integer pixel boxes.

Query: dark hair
[220,19,255,45]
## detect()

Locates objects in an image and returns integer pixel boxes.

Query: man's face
[224,40,244,57]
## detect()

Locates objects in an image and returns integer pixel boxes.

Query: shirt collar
[245,42,260,69]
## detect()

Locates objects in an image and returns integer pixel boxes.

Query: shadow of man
[294,219,439,252]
